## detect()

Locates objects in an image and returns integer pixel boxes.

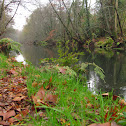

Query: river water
[17,45,126,100]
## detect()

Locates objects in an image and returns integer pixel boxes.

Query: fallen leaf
[21,109,29,117]
[36,86,45,100]
[16,93,24,97]
[9,117,16,124]
[37,99,49,106]
[45,84,51,90]
[8,92,15,97]
[13,96,26,101]
[11,57,17,62]
[0,120,10,125]
[111,121,121,126]
[89,122,111,126]
[32,81,38,87]
[32,95,37,104]
[7,69,18,76]
[0,102,9,107]
[45,76,53,90]
[9,114,22,123]
[0,110,16,120]
[45,93,57,104]
[119,99,126,106]
[49,76,52,83]
[59,67,66,74]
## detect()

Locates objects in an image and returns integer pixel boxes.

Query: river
[16,44,126,100]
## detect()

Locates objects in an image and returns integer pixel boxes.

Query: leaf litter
[0,69,31,125]
[0,56,126,125]
[0,57,58,125]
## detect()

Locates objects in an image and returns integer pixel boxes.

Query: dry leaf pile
[0,66,31,125]
[0,58,58,125]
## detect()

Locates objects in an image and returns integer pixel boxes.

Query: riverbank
[0,53,126,126]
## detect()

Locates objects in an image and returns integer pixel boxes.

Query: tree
[95,0,126,42]
[20,4,58,45]
[20,0,126,47]
[49,0,93,44]
[84,0,92,39]
[96,0,117,41]
[0,0,21,37]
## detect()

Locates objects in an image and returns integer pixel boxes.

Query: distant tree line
[0,0,22,39]
[0,0,32,41]
[1,0,126,47]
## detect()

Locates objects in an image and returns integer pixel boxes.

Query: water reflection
[15,54,26,65]
[21,45,57,66]
[80,51,126,100]
[87,71,99,93]
[19,45,126,99]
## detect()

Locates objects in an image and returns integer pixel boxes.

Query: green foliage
[96,41,104,48]
[93,63,105,81]
[118,112,126,126]
[0,38,21,56]
[76,62,105,81]
[96,37,114,48]
[1,53,125,126]
[117,42,120,46]
[41,40,84,67]
[86,40,91,47]
[94,48,114,58]
[0,54,8,73]
[92,33,97,39]
[56,40,83,66]
[40,41,48,46]
[41,40,105,81]
[104,37,114,48]
[40,65,77,79]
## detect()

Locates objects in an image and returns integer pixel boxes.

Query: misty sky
[13,0,96,31]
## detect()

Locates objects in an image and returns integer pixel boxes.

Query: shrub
[0,38,21,56]
[41,40,105,81]
[96,37,114,48]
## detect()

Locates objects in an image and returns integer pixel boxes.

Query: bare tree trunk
[5,0,21,29]
[115,7,123,37]
[49,0,73,41]
[115,0,118,33]
[0,0,5,20]
[0,0,21,37]
[61,0,82,42]
[85,0,92,39]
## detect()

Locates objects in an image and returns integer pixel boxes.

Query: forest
[0,0,126,126]
[0,0,126,48]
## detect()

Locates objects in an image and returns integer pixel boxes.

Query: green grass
[24,65,125,125]
[0,53,125,126]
